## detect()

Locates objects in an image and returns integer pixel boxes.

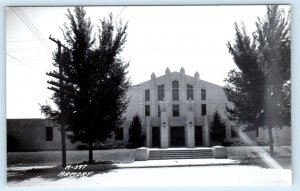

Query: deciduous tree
[225,5,290,156]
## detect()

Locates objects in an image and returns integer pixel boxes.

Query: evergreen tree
[41,7,129,163]
[128,114,145,148]
[225,5,290,156]
[210,111,226,145]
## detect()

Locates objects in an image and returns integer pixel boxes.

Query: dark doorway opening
[170,126,185,147]
[152,126,160,148]
[195,126,203,146]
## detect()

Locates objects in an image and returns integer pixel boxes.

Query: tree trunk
[267,126,274,157]
[88,140,93,163]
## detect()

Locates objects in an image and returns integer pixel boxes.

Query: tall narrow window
[172,81,179,101]
[158,104,161,117]
[231,126,239,138]
[173,104,180,117]
[145,89,150,101]
[201,104,207,116]
[46,126,53,141]
[145,105,150,116]
[201,89,206,100]
[157,85,164,101]
[187,84,194,100]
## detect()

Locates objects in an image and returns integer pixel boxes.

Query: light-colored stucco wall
[122,68,230,147]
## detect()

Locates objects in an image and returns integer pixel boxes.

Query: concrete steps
[148,148,214,160]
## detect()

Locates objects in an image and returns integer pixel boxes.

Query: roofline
[129,71,224,88]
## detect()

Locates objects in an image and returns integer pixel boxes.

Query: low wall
[135,147,149,161]
[212,146,227,158]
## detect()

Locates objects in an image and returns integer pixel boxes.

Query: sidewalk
[116,158,240,168]
[7,158,240,172]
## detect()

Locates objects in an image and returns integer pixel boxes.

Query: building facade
[6,67,291,151]
[122,67,227,148]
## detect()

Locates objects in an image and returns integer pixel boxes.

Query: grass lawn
[7,149,136,167]
[7,146,291,169]
[226,146,292,169]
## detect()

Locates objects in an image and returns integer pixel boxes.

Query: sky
[6,5,290,118]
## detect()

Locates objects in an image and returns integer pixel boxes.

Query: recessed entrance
[152,126,160,148]
[195,126,203,146]
[170,126,185,147]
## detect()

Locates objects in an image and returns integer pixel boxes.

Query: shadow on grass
[240,156,291,169]
[7,161,119,183]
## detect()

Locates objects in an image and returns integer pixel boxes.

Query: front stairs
[148,148,215,160]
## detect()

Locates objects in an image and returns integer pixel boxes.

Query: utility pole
[47,35,70,168]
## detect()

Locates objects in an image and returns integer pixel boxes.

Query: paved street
[8,165,291,187]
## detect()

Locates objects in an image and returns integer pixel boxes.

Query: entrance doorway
[195,126,203,146]
[170,126,185,147]
[152,126,160,147]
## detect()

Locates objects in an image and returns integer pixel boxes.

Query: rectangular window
[158,104,161,117]
[115,127,124,140]
[157,85,165,101]
[187,84,194,100]
[172,81,179,101]
[145,89,150,101]
[231,126,239,138]
[201,104,207,116]
[145,105,150,116]
[46,126,53,141]
[173,104,180,117]
[201,89,206,100]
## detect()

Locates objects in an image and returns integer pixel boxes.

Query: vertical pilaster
[146,117,151,147]
[165,67,172,116]
[150,72,157,117]
[203,115,210,146]
[186,110,195,148]
[194,72,201,118]
[180,67,187,116]
[160,110,169,148]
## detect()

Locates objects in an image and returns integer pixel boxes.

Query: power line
[11,8,40,42]
[7,39,40,43]
[114,6,126,21]
[11,7,51,52]
[17,8,51,52]
[6,53,31,68]
[7,47,52,52]
[15,7,44,39]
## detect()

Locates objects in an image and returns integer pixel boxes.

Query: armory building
[124,67,227,148]
[7,68,291,151]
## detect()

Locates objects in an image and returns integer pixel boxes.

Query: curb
[8,160,241,172]
[116,161,241,169]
